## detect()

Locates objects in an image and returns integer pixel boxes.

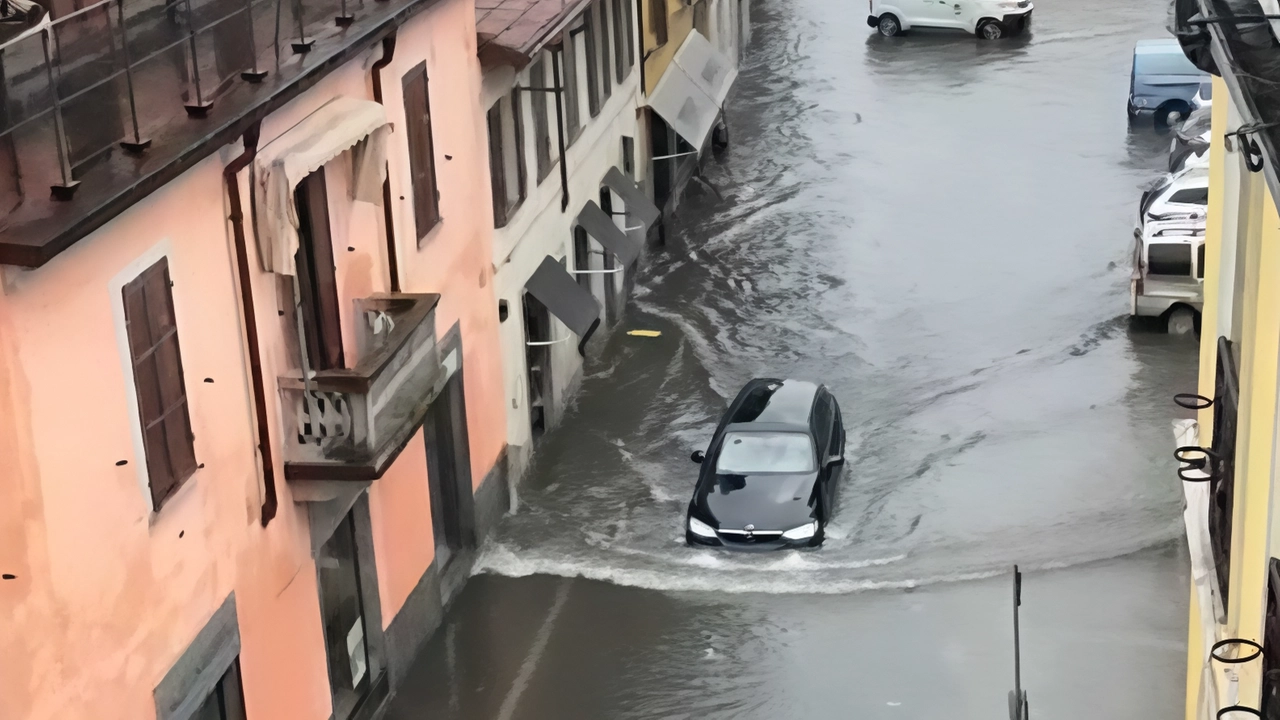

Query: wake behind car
[868,0,1032,39]
[686,379,845,550]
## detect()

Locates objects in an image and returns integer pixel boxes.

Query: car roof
[1135,39,1181,52]
[729,378,820,427]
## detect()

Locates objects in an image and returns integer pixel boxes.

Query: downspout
[224,121,278,527]
[551,46,570,212]
[370,33,400,291]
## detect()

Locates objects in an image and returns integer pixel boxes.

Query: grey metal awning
[525,256,601,355]
[645,30,737,150]
[576,201,641,266]
[602,167,661,229]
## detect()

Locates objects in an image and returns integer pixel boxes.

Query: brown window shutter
[487,104,507,228]
[403,63,441,239]
[122,257,197,509]
[651,0,668,46]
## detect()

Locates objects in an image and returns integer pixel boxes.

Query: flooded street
[388,0,1197,716]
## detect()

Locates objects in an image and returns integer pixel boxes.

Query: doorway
[524,293,554,440]
[424,360,476,571]
[317,510,372,720]
[294,168,344,371]
[599,187,619,324]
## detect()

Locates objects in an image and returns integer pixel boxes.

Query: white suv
[868,0,1034,39]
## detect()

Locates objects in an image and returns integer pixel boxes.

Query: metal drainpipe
[551,46,570,212]
[371,33,400,291]
[223,121,278,527]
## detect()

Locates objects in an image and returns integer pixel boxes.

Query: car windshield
[716,432,815,474]
[1168,187,1208,205]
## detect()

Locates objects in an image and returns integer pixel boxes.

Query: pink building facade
[0,0,510,717]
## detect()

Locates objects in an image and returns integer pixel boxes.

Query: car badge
[744,524,755,538]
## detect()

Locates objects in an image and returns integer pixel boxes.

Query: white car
[1191,80,1212,111]
[1137,167,1208,236]
[1130,219,1204,333]
[868,0,1034,39]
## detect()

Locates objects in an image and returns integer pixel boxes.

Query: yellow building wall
[1186,75,1229,720]
[642,0,697,96]
[1187,75,1280,718]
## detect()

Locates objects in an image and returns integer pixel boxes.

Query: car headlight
[1134,97,1148,108]
[782,521,818,540]
[688,516,718,538]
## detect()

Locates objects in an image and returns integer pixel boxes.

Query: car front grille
[718,528,785,544]
[1017,0,1029,7]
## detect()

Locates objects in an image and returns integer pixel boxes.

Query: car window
[1169,187,1208,205]
[716,432,815,474]
[1136,51,1200,77]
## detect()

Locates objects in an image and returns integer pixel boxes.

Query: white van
[1130,220,1204,333]
[868,0,1034,39]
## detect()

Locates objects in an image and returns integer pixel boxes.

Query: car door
[922,0,964,28]
[809,394,834,517]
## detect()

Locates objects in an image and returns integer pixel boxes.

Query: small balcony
[279,293,445,485]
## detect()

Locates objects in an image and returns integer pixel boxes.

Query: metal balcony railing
[279,293,445,482]
[0,0,366,200]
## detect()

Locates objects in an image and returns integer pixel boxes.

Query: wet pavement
[387,0,1198,716]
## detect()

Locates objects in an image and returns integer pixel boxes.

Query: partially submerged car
[686,379,845,550]
[1130,220,1204,334]
[1138,167,1208,235]
[1128,39,1207,127]
[868,0,1033,39]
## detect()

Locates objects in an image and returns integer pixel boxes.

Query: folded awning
[602,167,660,229]
[645,30,738,150]
[576,200,640,266]
[255,97,391,275]
[525,256,601,355]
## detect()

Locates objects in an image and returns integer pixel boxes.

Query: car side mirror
[691,450,705,464]
[826,454,844,467]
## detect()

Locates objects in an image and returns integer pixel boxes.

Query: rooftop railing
[0,0,369,200]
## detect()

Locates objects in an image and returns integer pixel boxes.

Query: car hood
[692,472,820,531]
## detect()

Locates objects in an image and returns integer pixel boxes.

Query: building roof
[476,0,590,70]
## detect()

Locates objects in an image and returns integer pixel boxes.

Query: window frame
[487,92,528,228]
[561,29,584,144]
[611,0,629,84]
[154,593,243,720]
[583,3,602,117]
[115,249,198,513]
[529,55,555,184]
[402,61,442,242]
[597,0,613,105]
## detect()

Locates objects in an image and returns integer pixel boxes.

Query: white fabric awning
[646,30,738,150]
[254,97,391,275]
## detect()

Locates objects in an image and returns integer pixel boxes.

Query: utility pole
[1009,565,1029,720]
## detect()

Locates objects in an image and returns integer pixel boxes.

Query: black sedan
[686,378,845,550]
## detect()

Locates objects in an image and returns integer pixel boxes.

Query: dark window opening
[561,35,583,144]
[294,169,344,371]
[573,225,592,294]
[1263,558,1280,718]
[487,92,527,228]
[622,136,636,177]
[1197,243,1206,280]
[524,293,553,439]
[600,187,619,323]
[318,512,372,720]
[651,114,673,208]
[694,0,709,37]
[530,56,554,183]
[1169,187,1209,205]
[403,63,441,239]
[425,365,476,572]
[1210,336,1239,609]
[597,0,612,105]
[584,3,602,117]
[190,659,248,720]
[123,256,197,510]
[1147,243,1193,277]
